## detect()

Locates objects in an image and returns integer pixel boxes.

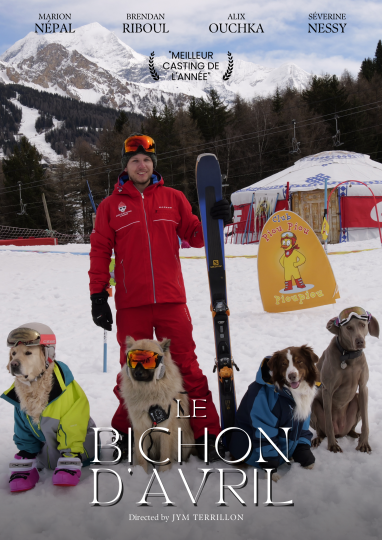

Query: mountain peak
[0,23,144,69]
[0,23,312,114]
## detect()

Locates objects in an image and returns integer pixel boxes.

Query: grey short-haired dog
[310,307,379,453]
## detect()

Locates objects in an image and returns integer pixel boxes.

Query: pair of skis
[196,154,238,440]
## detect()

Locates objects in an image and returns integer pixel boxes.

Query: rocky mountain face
[0,22,311,115]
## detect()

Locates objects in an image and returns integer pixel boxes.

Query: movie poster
[0,1,381,540]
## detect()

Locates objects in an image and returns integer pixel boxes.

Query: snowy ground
[0,239,381,540]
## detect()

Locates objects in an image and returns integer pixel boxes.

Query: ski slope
[0,240,381,540]
[9,99,62,164]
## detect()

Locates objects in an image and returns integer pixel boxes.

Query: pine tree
[272,86,283,114]
[188,98,198,124]
[114,110,129,133]
[151,106,159,120]
[35,113,53,133]
[359,58,375,81]
[208,89,231,140]
[47,157,81,234]
[2,136,48,229]
[302,74,350,117]
[374,40,382,75]
[158,105,176,133]
[144,103,180,186]
[188,89,231,141]
[70,138,99,235]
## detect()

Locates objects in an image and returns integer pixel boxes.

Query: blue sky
[0,0,380,76]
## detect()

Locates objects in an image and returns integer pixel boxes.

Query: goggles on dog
[123,135,156,154]
[126,349,163,370]
[337,307,371,327]
[7,327,56,348]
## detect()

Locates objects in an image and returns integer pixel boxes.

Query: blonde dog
[3,322,95,492]
[8,343,54,424]
[119,336,195,472]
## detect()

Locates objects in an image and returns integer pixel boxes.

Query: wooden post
[42,193,53,237]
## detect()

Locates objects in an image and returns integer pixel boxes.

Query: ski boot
[9,453,39,492]
[284,280,293,291]
[53,456,82,486]
[295,277,305,289]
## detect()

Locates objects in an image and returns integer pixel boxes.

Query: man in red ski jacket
[89,134,231,461]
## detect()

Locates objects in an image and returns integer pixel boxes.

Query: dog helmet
[7,322,56,365]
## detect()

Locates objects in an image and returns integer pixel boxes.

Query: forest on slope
[0,41,382,236]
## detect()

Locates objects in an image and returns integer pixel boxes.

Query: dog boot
[284,280,293,291]
[53,456,82,487]
[196,435,226,463]
[295,277,305,289]
[9,455,39,492]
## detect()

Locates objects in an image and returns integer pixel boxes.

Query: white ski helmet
[7,322,56,365]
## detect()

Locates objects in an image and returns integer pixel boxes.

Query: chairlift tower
[332,115,344,147]
[16,181,27,216]
[289,120,301,154]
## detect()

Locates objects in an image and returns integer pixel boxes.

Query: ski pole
[103,329,107,372]
[103,283,113,373]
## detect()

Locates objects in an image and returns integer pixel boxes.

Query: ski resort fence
[0,225,90,245]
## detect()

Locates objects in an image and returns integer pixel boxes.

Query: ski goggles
[126,350,163,370]
[336,307,371,327]
[7,328,56,348]
[281,232,296,239]
[123,135,156,154]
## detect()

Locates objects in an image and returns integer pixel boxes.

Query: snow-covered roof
[231,151,382,205]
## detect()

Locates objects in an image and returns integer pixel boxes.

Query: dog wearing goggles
[2,323,95,492]
[119,336,195,472]
[6,326,56,423]
[310,307,379,453]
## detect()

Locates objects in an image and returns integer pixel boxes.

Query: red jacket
[89,172,204,309]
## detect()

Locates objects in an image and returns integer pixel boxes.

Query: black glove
[91,290,113,331]
[210,198,232,225]
[292,444,315,468]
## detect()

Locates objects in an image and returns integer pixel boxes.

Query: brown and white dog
[230,345,319,483]
[119,336,195,472]
[268,345,320,422]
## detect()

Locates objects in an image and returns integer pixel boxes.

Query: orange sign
[258,210,340,312]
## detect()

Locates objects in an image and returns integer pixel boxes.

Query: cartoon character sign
[257,210,340,313]
[279,232,306,291]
